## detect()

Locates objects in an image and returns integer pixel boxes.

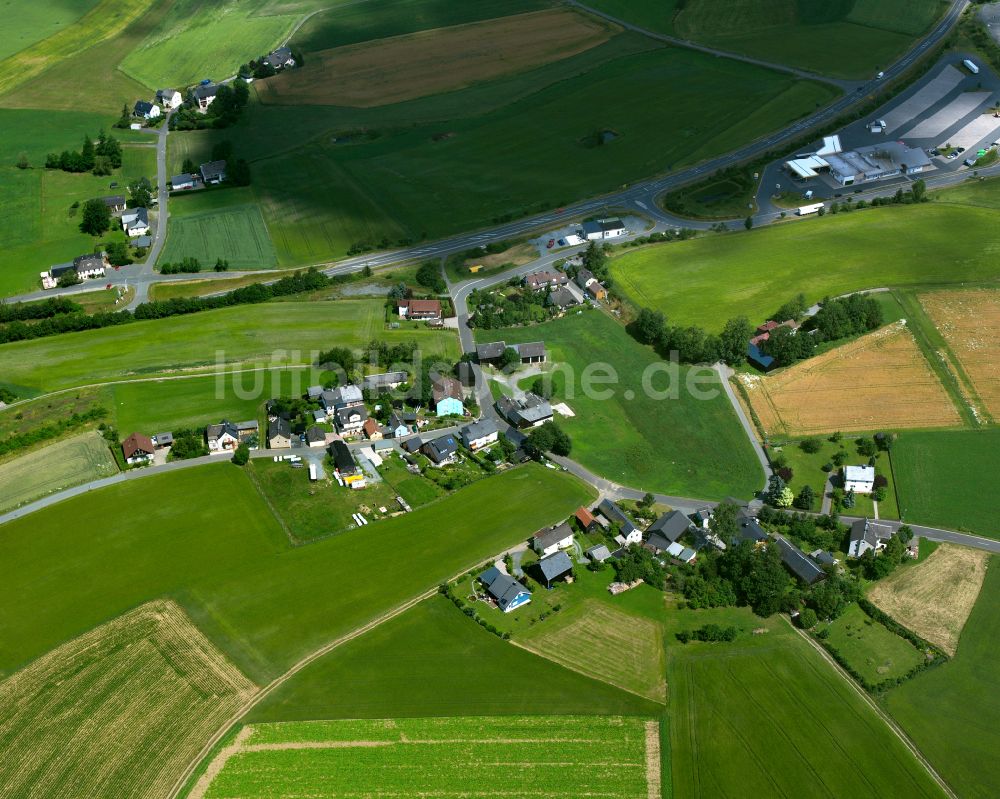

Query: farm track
[787,617,958,799]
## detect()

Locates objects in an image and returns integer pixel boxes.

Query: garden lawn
[478,310,763,499]
[610,202,1000,332]
[886,557,1000,799]
[820,603,924,686]
[0,431,118,513]
[0,461,594,683]
[249,594,660,721]
[0,300,460,392]
[892,429,1000,537]
[667,604,947,799]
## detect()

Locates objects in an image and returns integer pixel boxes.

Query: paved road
[714,363,771,491]
[5,1,967,307]
[569,0,858,90]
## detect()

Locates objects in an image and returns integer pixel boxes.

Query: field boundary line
[785,616,958,799]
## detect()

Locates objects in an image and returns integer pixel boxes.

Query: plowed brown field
[741,322,960,436]
[0,601,257,799]
[920,289,1000,419]
[256,8,616,107]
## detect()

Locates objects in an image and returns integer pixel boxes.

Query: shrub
[798,608,818,629]
[799,438,822,454]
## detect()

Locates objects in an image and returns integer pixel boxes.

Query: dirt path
[644,720,662,799]
[786,617,958,799]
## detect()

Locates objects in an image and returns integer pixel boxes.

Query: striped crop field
[194,716,659,799]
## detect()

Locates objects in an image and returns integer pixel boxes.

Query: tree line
[0,407,107,457]
[43,130,123,176]
[0,268,345,344]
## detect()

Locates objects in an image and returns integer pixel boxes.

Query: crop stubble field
[0,600,257,799]
[919,289,1000,419]
[0,431,118,513]
[194,716,657,799]
[741,322,961,436]
[868,544,988,656]
[258,8,615,107]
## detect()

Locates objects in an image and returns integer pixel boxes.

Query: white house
[843,465,876,493]
[848,518,894,558]
[479,567,531,613]
[133,100,161,120]
[155,89,182,109]
[122,433,155,465]
[533,523,575,557]
[321,385,364,417]
[171,173,195,190]
[459,419,498,451]
[262,46,296,70]
[580,218,625,240]
[191,83,219,111]
[206,421,240,453]
[335,405,368,435]
[122,207,150,237]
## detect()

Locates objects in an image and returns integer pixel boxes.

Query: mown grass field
[0,600,256,799]
[886,556,1000,799]
[0,0,100,61]
[119,0,298,88]
[478,310,763,499]
[609,0,945,79]
[820,603,924,685]
[159,203,278,270]
[0,300,460,392]
[612,202,1000,333]
[250,594,661,722]
[892,429,1000,537]
[0,431,118,513]
[0,462,593,682]
[666,604,947,799]
[199,715,655,799]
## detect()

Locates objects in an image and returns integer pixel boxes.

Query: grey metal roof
[192,84,218,99]
[476,341,507,360]
[335,405,368,425]
[776,536,825,584]
[586,544,612,562]
[850,518,894,548]
[103,194,126,207]
[460,418,497,443]
[538,550,573,583]
[362,371,407,390]
[648,510,692,543]
[598,499,636,534]
[329,440,356,472]
[199,159,227,181]
[575,268,596,288]
[423,435,458,462]
[170,173,193,186]
[534,522,573,550]
[268,417,290,438]
[514,341,546,359]
[547,287,577,307]
[306,426,326,443]
[479,568,530,611]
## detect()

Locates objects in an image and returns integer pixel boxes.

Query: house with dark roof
[401,436,423,454]
[476,341,508,364]
[547,286,578,309]
[524,271,568,291]
[171,173,195,190]
[733,508,769,547]
[580,218,625,240]
[647,510,693,545]
[810,549,839,567]
[422,435,458,465]
[776,535,826,584]
[102,195,127,215]
[207,421,240,452]
[132,100,160,120]
[597,499,639,541]
[575,267,607,300]
[533,523,574,557]
[515,341,546,364]
[267,417,292,449]
[388,412,410,438]
[306,426,327,448]
[848,518,894,558]
[335,404,368,435]
[199,159,227,184]
[191,83,219,110]
[122,433,155,464]
[329,440,357,475]
[495,393,551,428]
[153,432,173,449]
[121,207,149,237]
[362,371,408,392]
[263,46,295,70]
[320,384,364,415]
[747,342,776,371]
[538,550,574,588]
[460,419,498,451]
[479,567,531,613]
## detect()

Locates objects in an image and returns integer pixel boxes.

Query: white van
[963,59,980,75]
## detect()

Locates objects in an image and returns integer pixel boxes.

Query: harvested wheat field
[920,289,1000,418]
[257,8,616,107]
[868,544,989,656]
[0,601,257,799]
[741,322,961,436]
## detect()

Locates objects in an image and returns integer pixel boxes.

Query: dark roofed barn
[538,550,574,588]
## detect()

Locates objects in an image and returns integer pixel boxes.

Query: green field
[0,0,101,61]
[477,310,763,498]
[0,431,118,513]
[0,109,142,296]
[611,201,1000,332]
[203,715,654,799]
[0,300,459,392]
[591,0,945,79]
[667,605,947,798]
[821,603,925,685]
[886,557,1000,799]
[0,461,592,681]
[159,203,278,270]
[119,0,298,88]
[250,594,660,721]
[892,429,1000,537]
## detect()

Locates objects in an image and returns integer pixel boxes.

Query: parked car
[947,151,959,159]
[876,71,884,80]
[964,158,977,167]
[546,239,555,249]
